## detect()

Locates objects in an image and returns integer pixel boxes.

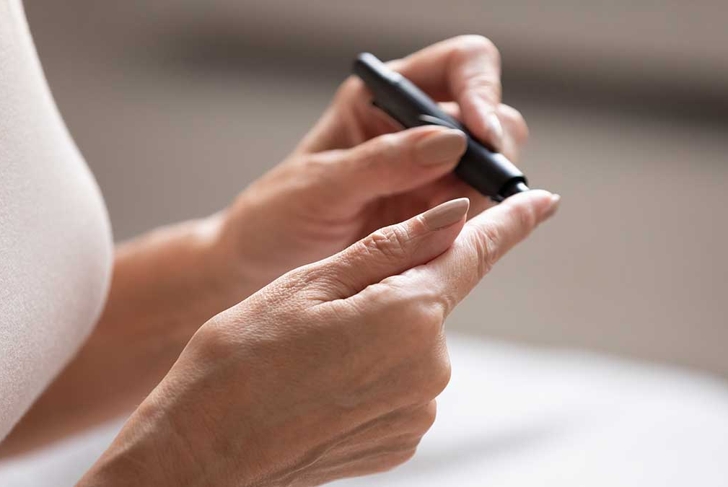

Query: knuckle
[299,153,339,192]
[473,79,503,103]
[365,225,412,263]
[356,133,401,187]
[293,263,352,302]
[372,134,402,170]
[454,35,500,63]
[510,106,528,131]
[302,152,331,174]
[375,132,401,157]
[388,294,444,345]
[371,279,446,355]
[412,302,446,339]
[467,76,502,99]
[513,201,538,231]
[412,343,451,401]
[383,446,419,469]
[501,105,530,143]
[191,317,238,361]
[472,224,500,278]
[437,287,458,320]
[414,401,438,433]
[428,355,452,398]
[336,75,367,104]
[449,36,502,103]
[278,264,322,294]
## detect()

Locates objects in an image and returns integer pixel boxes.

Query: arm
[1,34,532,461]
[78,191,559,487]
[0,0,113,446]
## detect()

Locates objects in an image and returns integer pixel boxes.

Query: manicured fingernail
[542,193,561,220]
[485,112,504,152]
[420,198,470,230]
[415,129,467,166]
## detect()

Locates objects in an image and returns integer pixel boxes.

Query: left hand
[78,190,558,487]
[215,35,531,295]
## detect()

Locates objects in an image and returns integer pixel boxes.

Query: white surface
[0,0,112,441]
[2,333,727,486]
[334,335,728,486]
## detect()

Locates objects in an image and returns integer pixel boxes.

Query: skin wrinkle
[273,404,425,485]
[0,31,559,485]
[450,37,502,101]
[472,223,501,280]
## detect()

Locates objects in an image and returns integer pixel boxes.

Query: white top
[0,0,112,441]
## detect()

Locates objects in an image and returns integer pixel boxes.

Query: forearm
[0,215,247,457]
[76,393,209,487]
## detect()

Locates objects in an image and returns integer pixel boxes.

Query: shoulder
[0,0,113,441]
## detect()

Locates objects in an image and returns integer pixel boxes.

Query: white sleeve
[0,0,113,441]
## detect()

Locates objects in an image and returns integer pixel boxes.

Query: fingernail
[542,194,561,220]
[415,129,467,166]
[485,112,504,152]
[420,198,470,230]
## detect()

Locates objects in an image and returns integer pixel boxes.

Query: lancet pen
[353,52,530,202]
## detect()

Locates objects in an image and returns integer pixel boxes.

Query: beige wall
[23,0,728,376]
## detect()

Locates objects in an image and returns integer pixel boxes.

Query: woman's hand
[216,36,531,296]
[0,36,537,459]
[79,190,558,487]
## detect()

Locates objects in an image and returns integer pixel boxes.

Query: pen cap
[353,53,401,88]
[456,139,527,199]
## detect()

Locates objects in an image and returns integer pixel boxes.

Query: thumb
[312,197,470,299]
[313,126,467,205]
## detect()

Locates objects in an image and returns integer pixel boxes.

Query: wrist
[115,214,248,327]
[177,212,252,314]
[77,394,207,487]
[214,191,292,297]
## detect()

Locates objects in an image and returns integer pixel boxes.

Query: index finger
[389,36,503,148]
[408,190,560,317]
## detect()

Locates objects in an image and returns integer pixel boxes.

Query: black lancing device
[353,52,529,202]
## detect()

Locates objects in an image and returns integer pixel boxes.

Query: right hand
[216,36,529,296]
[79,190,559,487]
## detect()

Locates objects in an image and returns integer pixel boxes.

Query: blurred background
[23,0,728,376]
